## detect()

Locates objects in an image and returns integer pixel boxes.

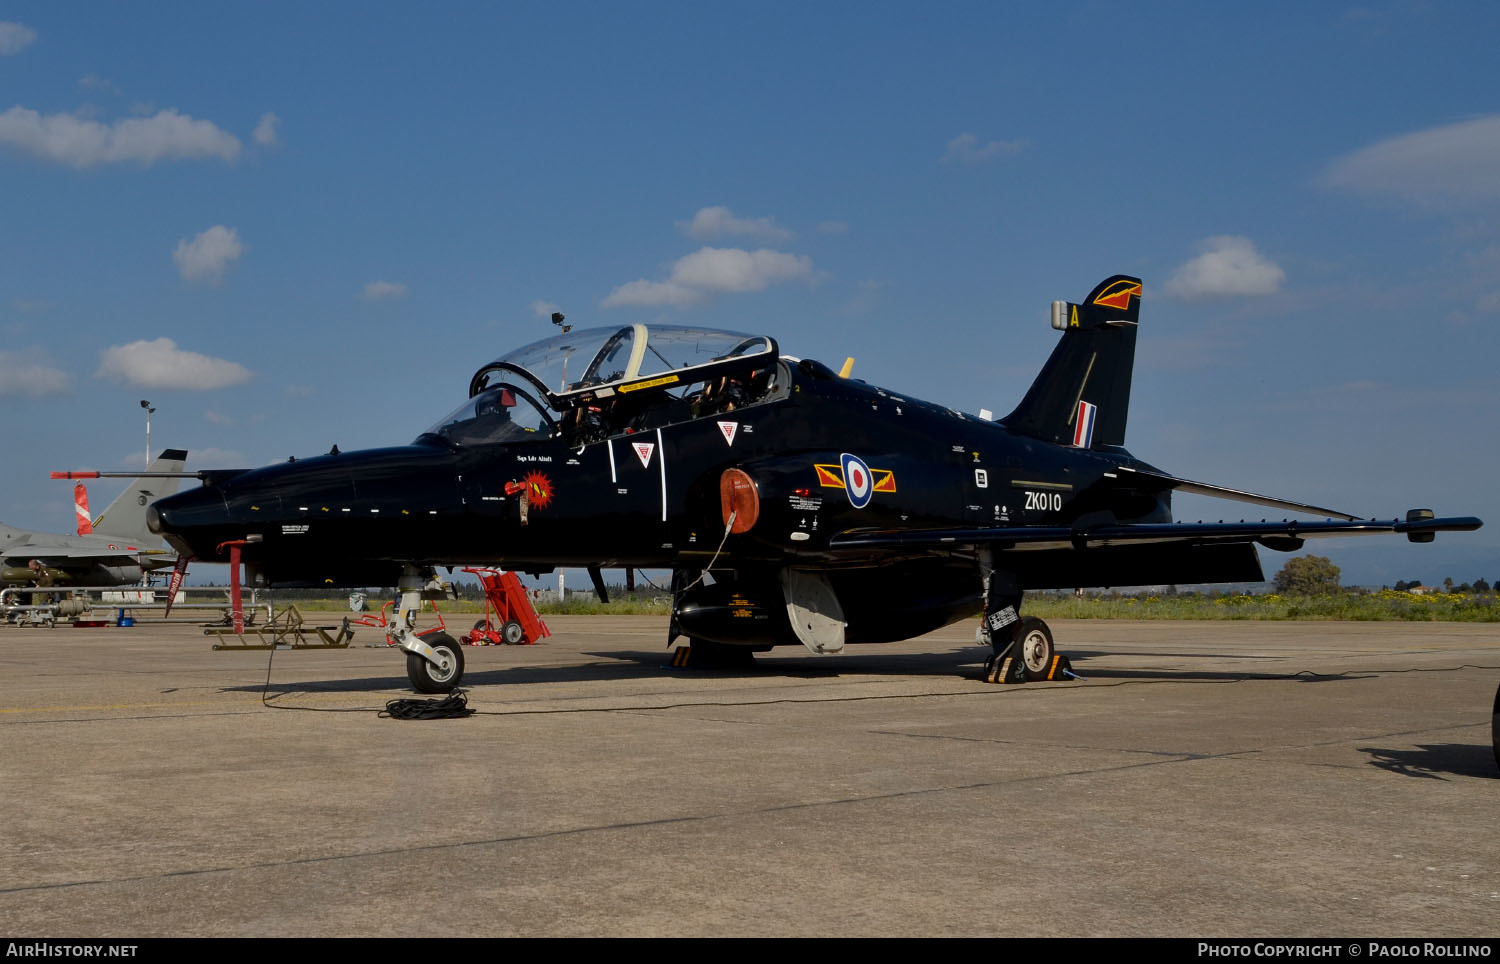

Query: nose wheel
[406,632,465,693]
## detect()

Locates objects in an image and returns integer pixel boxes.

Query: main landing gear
[977,551,1075,685]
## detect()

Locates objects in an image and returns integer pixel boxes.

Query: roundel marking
[840,452,873,509]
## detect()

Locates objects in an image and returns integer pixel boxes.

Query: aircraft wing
[4,545,172,564]
[826,516,1483,553]
[1108,466,1362,521]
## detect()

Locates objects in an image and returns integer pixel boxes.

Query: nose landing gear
[389,565,465,692]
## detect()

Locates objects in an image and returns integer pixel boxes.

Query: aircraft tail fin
[91,449,189,545]
[1002,275,1141,450]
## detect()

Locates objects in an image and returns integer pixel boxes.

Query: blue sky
[2,1,1498,587]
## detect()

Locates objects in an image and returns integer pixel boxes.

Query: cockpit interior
[421,324,788,449]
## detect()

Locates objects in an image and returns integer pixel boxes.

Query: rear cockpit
[427,324,788,447]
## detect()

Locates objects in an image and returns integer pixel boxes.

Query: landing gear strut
[976,548,1022,664]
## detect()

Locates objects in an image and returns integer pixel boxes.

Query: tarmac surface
[1,612,1497,937]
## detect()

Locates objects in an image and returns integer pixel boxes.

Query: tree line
[1273,555,1494,595]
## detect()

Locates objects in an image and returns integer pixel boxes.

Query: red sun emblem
[523,470,554,510]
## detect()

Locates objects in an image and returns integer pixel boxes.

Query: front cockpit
[418,384,557,449]
[422,324,784,448]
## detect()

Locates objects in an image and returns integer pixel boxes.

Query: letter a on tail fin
[1002,275,1141,450]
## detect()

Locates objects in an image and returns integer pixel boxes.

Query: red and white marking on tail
[73,483,93,535]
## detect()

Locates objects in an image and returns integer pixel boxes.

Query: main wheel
[406,631,465,693]
[1015,617,1054,679]
[500,620,525,645]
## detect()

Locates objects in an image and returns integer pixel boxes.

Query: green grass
[284,590,1500,622]
[1024,590,1500,622]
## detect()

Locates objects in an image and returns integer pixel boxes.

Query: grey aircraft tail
[91,449,189,545]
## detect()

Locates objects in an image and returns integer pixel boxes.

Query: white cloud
[604,246,815,308]
[1323,114,1500,203]
[203,409,233,425]
[362,281,406,301]
[173,225,244,283]
[253,112,280,147]
[96,338,252,390]
[78,74,121,95]
[943,132,1028,165]
[602,279,700,308]
[0,348,71,397]
[0,106,241,168]
[677,206,793,242]
[843,279,889,316]
[1164,236,1285,299]
[530,299,560,317]
[671,247,812,292]
[0,22,37,56]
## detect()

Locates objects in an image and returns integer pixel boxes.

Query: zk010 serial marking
[1025,491,1063,511]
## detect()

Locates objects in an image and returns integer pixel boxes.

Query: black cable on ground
[262,639,276,706]
[381,689,475,720]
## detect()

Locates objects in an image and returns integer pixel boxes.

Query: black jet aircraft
[143,276,1480,692]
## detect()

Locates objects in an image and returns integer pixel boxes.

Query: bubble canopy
[467,324,778,410]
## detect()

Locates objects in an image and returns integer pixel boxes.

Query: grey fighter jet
[1,449,188,586]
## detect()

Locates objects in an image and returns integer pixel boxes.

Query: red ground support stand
[462,568,550,646]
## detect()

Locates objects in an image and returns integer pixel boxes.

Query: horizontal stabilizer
[1112,467,1360,521]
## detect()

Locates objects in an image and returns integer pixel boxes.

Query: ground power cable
[246,646,1500,719]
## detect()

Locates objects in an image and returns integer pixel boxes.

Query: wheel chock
[985,652,1084,684]
[1030,653,1082,682]
[985,656,1029,685]
[670,645,692,668]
